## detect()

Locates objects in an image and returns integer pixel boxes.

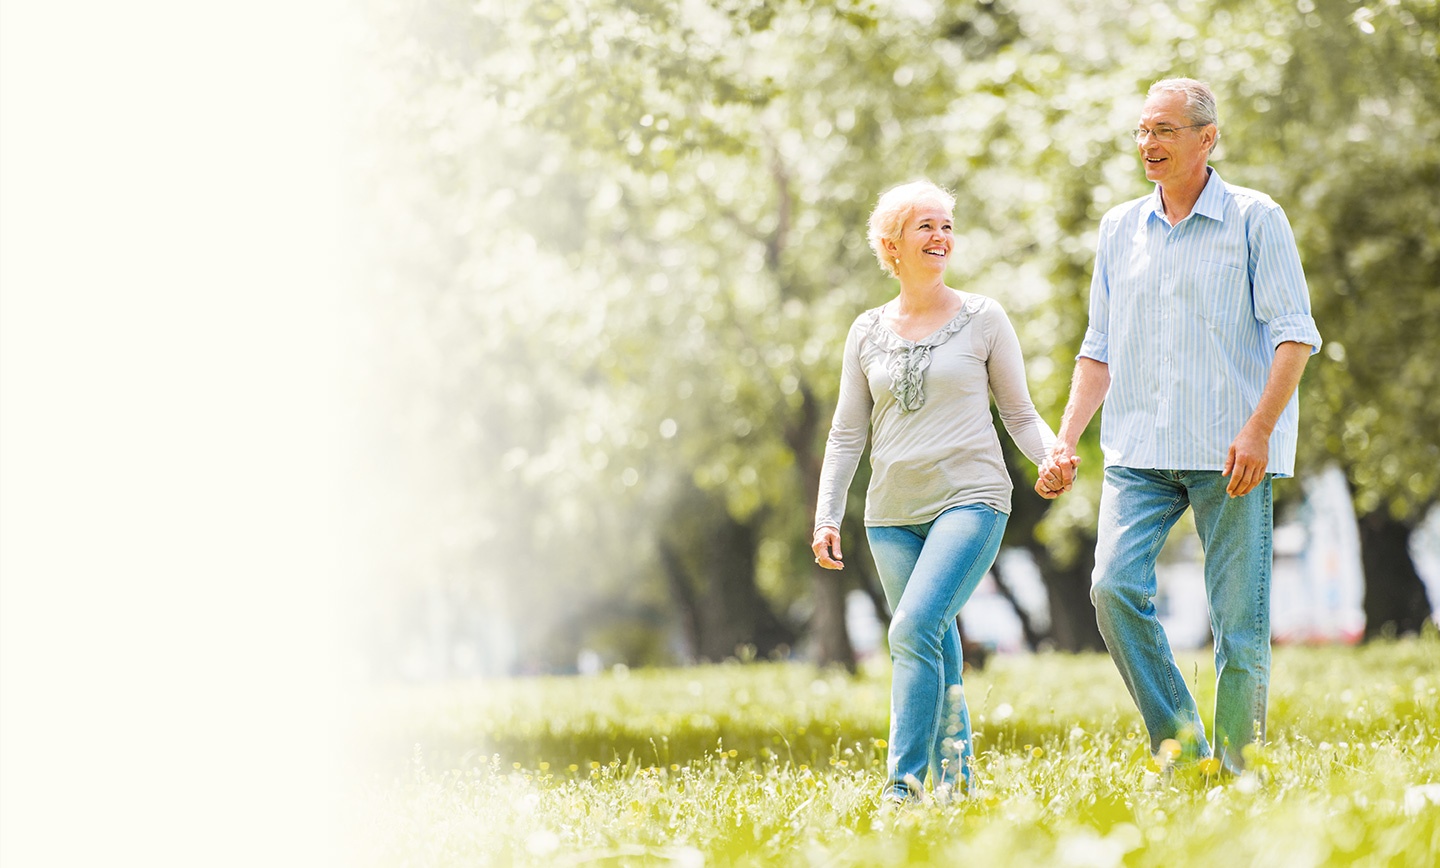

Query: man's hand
[1221,341,1310,498]
[1222,421,1270,497]
[1035,450,1082,499]
[812,527,844,570]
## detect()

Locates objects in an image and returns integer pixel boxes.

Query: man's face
[1136,91,1216,188]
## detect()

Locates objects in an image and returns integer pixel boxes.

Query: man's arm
[1037,357,1110,499]
[1223,340,1312,497]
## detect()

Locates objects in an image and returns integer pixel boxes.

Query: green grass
[351,634,1440,867]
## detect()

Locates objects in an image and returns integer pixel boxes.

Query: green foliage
[354,0,1440,667]
[354,636,1440,866]
[1210,0,1440,521]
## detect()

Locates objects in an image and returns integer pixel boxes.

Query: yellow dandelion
[1126,732,1137,740]
[875,739,887,749]
[1199,758,1221,775]
[670,764,679,771]
[513,762,522,770]
[728,750,738,757]
[539,762,549,771]
[590,761,600,770]
[568,764,579,772]
[1031,747,1044,759]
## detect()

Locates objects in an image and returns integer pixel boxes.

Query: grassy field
[351,634,1439,867]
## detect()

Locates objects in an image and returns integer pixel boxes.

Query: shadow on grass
[400,717,1113,774]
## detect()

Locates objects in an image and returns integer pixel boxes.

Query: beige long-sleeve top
[814,293,1055,530]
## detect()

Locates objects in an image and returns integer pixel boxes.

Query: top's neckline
[876,294,983,346]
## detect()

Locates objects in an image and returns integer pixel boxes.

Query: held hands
[1223,421,1270,497]
[1035,447,1082,500]
[812,527,844,570]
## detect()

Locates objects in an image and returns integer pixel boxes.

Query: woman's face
[890,203,954,276]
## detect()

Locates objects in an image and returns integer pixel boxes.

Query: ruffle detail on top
[866,294,984,413]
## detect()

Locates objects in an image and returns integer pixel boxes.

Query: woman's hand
[1035,453,1081,499]
[812,527,844,570]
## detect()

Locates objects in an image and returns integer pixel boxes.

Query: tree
[1207,0,1440,636]
[352,0,1440,675]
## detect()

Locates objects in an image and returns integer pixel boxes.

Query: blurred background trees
[350,0,1439,676]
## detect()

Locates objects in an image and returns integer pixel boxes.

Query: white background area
[2,3,345,866]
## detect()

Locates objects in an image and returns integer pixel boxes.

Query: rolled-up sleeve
[1077,231,1111,363]
[1252,206,1322,353]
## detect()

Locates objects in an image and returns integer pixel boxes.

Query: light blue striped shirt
[1078,168,1322,477]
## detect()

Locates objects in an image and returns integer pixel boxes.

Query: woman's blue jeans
[1091,466,1273,774]
[866,504,1007,798]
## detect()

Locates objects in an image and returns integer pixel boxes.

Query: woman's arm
[985,304,1056,467]
[813,319,873,567]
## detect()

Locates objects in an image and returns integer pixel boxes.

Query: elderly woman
[812,180,1067,803]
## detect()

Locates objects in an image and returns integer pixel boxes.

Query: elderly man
[1039,78,1321,774]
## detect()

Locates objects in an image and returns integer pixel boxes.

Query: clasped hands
[1035,447,1082,500]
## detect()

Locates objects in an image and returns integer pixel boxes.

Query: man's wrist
[1244,414,1277,438]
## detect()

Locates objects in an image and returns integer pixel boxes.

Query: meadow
[351,634,1439,867]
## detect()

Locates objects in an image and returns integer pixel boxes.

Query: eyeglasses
[1131,123,1208,143]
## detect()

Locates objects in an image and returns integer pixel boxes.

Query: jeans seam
[1253,479,1272,739]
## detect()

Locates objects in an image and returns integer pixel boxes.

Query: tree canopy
[353,0,1440,673]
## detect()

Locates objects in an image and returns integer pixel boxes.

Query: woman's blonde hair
[867,180,956,277]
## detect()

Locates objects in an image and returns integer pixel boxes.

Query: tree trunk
[808,560,857,671]
[1029,538,1106,652]
[1356,510,1434,640]
[659,484,795,662]
[789,382,856,671]
[988,555,1047,650]
[994,420,1106,652]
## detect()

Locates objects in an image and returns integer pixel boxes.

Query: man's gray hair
[1148,77,1219,128]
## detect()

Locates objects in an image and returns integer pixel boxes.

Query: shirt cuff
[1267,313,1322,354]
[1077,327,1109,363]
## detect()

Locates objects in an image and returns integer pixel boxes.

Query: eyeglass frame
[1130,122,1210,143]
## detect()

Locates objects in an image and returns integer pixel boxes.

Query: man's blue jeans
[1092,466,1273,773]
[867,504,1007,799]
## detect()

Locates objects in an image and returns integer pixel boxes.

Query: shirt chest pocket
[1200,260,1248,325]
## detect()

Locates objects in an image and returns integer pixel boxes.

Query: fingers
[1036,451,1082,499]
[1035,462,1064,499]
[1056,459,1075,489]
[812,529,844,570]
[1228,460,1261,498]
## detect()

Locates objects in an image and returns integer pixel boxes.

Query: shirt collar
[1149,166,1229,223]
